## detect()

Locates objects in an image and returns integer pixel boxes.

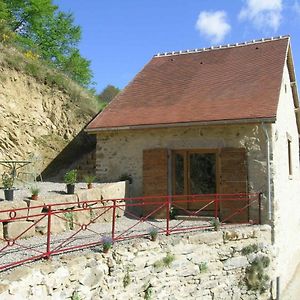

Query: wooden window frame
[172,148,220,196]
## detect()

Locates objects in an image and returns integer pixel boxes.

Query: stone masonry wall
[95,124,270,222]
[272,62,300,292]
[0,225,273,300]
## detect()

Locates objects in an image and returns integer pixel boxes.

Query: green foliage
[210,217,221,231]
[144,283,153,300]
[64,169,77,185]
[153,252,175,269]
[169,206,179,220]
[245,256,270,294]
[2,172,14,189]
[123,270,131,288]
[24,61,43,79]
[83,175,96,185]
[241,244,259,256]
[98,84,120,103]
[148,227,158,241]
[30,186,40,196]
[1,0,92,86]
[101,236,113,252]
[64,211,74,230]
[198,262,208,273]
[71,290,81,300]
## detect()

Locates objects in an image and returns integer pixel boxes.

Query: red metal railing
[0,193,262,271]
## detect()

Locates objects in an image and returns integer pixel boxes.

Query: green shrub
[198,262,208,273]
[153,252,175,269]
[64,169,77,185]
[24,62,43,80]
[64,211,74,230]
[242,244,259,255]
[123,270,131,288]
[245,256,270,293]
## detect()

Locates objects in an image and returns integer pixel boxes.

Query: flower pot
[87,183,93,189]
[150,235,157,242]
[31,194,38,200]
[66,184,75,194]
[103,248,109,254]
[4,189,14,201]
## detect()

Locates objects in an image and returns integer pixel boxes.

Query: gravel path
[0,182,109,201]
[0,183,212,271]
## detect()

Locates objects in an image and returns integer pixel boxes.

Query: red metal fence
[0,193,261,271]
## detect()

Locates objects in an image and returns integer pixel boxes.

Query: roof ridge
[154,35,290,58]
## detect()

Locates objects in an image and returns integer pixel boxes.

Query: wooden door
[173,150,217,212]
[143,149,168,218]
[219,148,248,222]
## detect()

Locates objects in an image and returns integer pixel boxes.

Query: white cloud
[239,0,282,31]
[293,1,300,15]
[195,11,231,43]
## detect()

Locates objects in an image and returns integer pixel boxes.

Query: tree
[98,85,120,103]
[1,0,92,86]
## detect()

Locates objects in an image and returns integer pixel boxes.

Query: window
[288,138,292,176]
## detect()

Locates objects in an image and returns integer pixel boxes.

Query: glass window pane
[174,153,184,195]
[190,153,216,194]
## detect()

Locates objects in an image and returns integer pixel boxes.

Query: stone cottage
[86,35,300,290]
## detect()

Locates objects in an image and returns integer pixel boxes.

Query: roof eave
[85,117,276,134]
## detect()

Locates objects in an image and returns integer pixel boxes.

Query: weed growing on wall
[241,244,259,255]
[245,256,270,293]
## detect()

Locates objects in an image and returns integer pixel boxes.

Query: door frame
[171,148,220,210]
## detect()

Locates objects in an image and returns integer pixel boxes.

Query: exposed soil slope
[0,46,98,177]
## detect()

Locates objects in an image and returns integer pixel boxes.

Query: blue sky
[54,0,300,93]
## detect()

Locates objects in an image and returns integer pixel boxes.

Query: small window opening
[285,84,287,93]
[288,139,292,176]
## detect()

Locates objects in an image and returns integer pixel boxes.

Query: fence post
[166,196,171,236]
[111,200,117,240]
[46,205,52,259]
[258,193,263,225]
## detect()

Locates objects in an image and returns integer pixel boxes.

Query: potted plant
[2,172,14,201]
[101,236,113,253]
[64,169,77,194]
[84,175,96,189]
[149,227,158,241]
[30,186,40,200]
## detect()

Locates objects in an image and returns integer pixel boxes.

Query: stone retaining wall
[0,225,274,299]
[0,181,128,240]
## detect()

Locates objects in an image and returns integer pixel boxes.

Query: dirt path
[281,263,300,300]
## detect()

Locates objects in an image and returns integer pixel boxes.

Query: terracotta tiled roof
[87,36,289,131]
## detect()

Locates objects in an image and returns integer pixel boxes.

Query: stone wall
[95,123,270,221]
[272,62,300,292]
[0,181,128,240]
[0,225,273,300]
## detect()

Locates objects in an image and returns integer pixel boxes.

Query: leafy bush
[198,262,208,273]
[64,169,77,185]
[2,172,14,189]
[148,227,158,241]
[210,217,221,231]
[84,175,96,184]
[153,252,175,269]
[245,256,270,293]
[242,244,259,255]
[123,270,131,288]
[30,186,40,196]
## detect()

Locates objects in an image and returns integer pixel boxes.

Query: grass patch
[153,252,175,269]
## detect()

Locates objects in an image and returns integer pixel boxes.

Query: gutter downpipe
[262,123,272,221]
